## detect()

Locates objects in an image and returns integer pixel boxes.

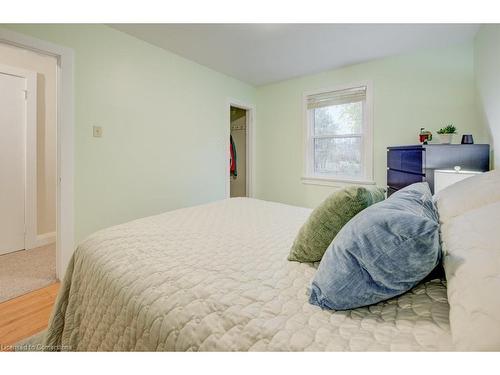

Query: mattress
[40,198,453,351]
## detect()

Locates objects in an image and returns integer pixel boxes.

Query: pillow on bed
[288,185,385,263]
[441,200,500,350]
[309,182,441,310]
[434,169,500,224]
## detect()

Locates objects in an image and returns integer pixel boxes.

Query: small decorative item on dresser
[419,128,433,144]
[437,124,457,144]
[461,134,474,144]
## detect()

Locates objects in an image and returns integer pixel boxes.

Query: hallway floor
[0,244,56,303]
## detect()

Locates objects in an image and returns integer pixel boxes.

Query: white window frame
[302,81,374,186]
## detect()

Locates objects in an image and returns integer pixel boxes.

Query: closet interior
[229,106,247,197]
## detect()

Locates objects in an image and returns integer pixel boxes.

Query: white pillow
[434,169,500,224]
[442,201,500,350]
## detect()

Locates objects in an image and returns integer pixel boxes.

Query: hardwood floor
[0,282,59,351]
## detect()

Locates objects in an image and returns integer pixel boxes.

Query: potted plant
[437,124,457,144]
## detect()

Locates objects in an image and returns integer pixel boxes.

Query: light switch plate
[93,126,103,138]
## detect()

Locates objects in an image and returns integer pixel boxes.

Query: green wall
[254,43,488,208]
[475,25,500,168]
[3,25,492,243]
[3,24,256,243]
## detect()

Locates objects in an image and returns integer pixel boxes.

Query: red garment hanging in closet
[230,135,236,175]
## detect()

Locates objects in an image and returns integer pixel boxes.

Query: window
[303,84,373,184]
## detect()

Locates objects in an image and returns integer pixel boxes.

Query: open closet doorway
[0,42,58,303]
[230,106,248,197]
[227,100,254,198]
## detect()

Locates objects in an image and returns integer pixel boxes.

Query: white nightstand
[434,168,483,194]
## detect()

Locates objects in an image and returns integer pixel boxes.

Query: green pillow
[288,185,385,263]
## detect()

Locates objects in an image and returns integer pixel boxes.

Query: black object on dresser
[387,144,490,196]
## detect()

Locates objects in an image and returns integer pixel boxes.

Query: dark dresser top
[388,144,489,150]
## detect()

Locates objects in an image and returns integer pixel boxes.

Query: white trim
[301,176,376,187]
[226,99,256,199]
[0,64,38,251]
[35,231,56,248]
[0,28,75,280]
[302,81,374,185]
[364,81,374,182]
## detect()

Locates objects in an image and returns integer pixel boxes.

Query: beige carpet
[0,243,57,303]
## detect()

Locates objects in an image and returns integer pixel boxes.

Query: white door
[0,72,26,255]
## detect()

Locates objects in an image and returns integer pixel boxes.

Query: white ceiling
[110,24,480,86]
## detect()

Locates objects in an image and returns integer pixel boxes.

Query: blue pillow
[309,182,441,310]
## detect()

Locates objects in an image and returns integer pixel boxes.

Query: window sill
[301,176,376,187]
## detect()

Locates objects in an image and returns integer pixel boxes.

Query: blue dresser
[387,144,490,196]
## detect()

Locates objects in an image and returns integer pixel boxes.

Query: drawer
[387,148,424,174]
[387,169,425,191]
[434,170,482,194]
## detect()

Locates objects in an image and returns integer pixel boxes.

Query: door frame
[0,28,75,280]
[0,64,38,251]
[226,99,255,198]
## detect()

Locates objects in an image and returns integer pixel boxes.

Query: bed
[32,197,454,351]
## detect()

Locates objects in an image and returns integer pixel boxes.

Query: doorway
[0,44,58,303]
[0,70,30,256]
[0,28,75,283]
[230,106,248,197]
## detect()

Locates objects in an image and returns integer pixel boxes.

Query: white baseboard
[34,232,56,248]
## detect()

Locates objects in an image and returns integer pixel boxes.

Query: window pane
[314,137,362,177]
[314,101,363,136]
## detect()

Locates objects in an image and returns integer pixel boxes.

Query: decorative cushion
[309,182,441,310]
[442,200,500,350]
[434,169,500,224]
[288,186,385,263]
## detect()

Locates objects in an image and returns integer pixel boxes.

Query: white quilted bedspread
[43,198,453,351]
